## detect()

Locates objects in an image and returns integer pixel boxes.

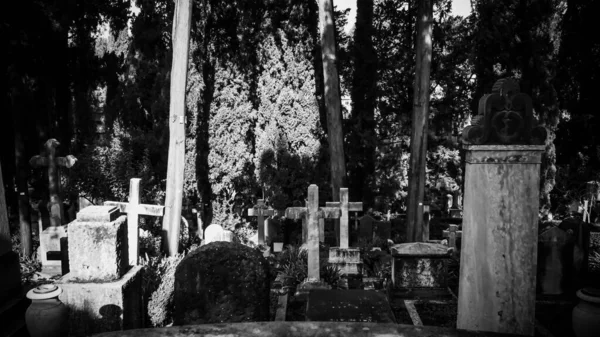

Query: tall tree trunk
[12,93,33,257]
[162,0,193,256]
[318,0,346,201]
[349,0,377,207]
[406,0,433,243]
[0,160,10,255]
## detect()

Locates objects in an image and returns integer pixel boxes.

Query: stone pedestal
[58,266,143,336]
[328,247,362,275]
[391,242,451,288]
[457,145,544,336]
[59,206,142,336]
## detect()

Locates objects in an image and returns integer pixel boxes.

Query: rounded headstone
[173,242,270,324]
[204,224,225,244]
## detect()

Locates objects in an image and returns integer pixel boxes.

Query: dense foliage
[3,0,600,241]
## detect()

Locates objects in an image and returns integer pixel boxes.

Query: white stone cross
[104,178,164,266]
[248,199,274,245]
[325,188,363,249]
[285,184,341,281]
[442,224,462,253]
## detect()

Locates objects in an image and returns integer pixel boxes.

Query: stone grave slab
[88,321,529,337]
[306,289,396,323]
[77,205,120,222]
[391,242,451,288]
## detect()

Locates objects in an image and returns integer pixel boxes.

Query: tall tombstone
[458,78,548,336]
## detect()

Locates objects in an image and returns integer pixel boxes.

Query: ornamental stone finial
[462,78,547,145]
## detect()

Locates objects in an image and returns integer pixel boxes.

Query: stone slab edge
[91,321,526,337]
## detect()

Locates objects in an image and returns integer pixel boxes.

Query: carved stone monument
[30,139,76,275]
[457,78,547,336]
[58,206,143,335]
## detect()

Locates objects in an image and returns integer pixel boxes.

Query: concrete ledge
[92,322,525,337]
[58,265,143,336]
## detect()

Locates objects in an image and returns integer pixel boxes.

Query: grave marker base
[306,289,396,323]
[39,225,67,276]
[58,265,143,336]
[328,247,362,275]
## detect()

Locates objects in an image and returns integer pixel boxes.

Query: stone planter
[273,242,284,252]
[25,284,68,337]
[572,287,600,337]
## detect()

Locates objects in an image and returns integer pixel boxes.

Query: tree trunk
[349,0,377,207]
[406,0,433,243]
[0,160,10,255]
[162,0,193,256]
[12,94,33,257]
[319,0,346,246]
[318,0,346,196]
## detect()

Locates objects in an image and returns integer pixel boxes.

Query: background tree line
[2,0,599,237]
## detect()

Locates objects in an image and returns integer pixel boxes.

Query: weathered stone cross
[29,139,77,227]
[104,178,165,265]
[442,224,462,253]
[325,188,363,249]
[247,199,274,245]
[285,184,341,281]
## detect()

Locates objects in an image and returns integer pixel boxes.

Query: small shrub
[143,253,185,327]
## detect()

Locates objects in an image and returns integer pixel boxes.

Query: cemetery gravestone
[248,199,274,245]
[537,226,573,295]
[30,139,76,276]
[391,242,451,288]
[442,224,462,254]
[104,178,165,266]
[173,241,270,324]
[58,205,143,336]
[458,78,548,336]
[29,139,77,228]
[373,220,391,242]
[285,184,340,288]
[326,188,363,275]
[359,215,375,244]
[204,223,236,244]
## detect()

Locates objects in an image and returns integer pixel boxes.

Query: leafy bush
[272,244,344,291]
[142,253,185,327]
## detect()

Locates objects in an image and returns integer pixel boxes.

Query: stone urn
[572,287,600,337]
[25,284,68,337]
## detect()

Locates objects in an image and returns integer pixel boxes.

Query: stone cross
[29,139,77,227]
[104,178,164,266]
[248,199,274,245]
[442,224,462,253]
[325,188,363,249]
[285,184,341,281]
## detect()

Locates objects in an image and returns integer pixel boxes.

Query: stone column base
[58,265,143,336]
